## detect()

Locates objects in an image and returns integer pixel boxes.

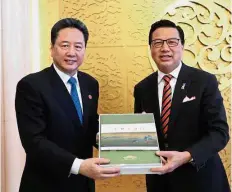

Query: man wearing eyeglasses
[134,19,230,192]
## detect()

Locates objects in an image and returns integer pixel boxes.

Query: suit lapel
[48,66,83,132]
[149,72,161,128]
[146,72,167,148]
[169,64,192,133]
[78,72,91,131]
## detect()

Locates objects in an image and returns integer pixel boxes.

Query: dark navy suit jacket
[15,65,99,192]
[134,64,230,192]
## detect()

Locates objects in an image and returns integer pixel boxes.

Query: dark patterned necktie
[68,77,83,124]
[161,74,172,138]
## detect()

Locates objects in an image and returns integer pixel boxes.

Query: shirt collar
[53,63,78,84]
[157,62,182,84]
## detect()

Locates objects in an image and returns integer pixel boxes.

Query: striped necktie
[161,74,172,138]
[68,77,83,124]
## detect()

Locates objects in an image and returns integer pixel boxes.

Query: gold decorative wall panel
[39,0,231,191]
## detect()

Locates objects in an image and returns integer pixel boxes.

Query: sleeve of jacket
[90,80,99,149]
[186,74,229,170]
[15,77,76,178]
[134,84,143,113]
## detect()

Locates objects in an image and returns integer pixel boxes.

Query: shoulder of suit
[16,67,51,92]
[135,72,157,89]
[19,67,99,83]
[78,71,98,84]
[19,67,50,83]
[183,64,215,81]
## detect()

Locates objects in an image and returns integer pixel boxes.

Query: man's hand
[79,158,120,179]
[150,151,191,174]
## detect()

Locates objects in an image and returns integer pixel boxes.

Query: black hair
[148,19,185,46]
[51,18,89,46]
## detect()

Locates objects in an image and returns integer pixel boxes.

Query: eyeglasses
[151,38,180,48]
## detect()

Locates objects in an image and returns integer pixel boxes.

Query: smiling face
[51,27,86,76]
[150,27,184,74]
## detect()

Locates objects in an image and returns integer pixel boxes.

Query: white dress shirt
[53,64,83,175]
[157,62,182,113]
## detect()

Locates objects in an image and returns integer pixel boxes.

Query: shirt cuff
[70,158,84,175]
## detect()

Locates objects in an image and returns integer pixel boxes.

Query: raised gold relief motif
[149,0,231,91]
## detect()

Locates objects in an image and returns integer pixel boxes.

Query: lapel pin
[88,95,92,99]
[181,83,186,90]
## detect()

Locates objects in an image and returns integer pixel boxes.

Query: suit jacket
[134,64,230,192]
[15,65,99,192]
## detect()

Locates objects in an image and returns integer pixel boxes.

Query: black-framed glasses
[151,38,180,48]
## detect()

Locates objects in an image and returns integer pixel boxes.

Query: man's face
[51,27,86,76]
[150,27,184,74]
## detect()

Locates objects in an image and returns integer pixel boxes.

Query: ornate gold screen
[39,0,231,191]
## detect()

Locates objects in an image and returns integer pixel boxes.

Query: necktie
[68,77,83,124]
[161,74,172,138]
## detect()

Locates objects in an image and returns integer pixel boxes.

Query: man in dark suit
[134,20,230,192]
[15,18,120,192]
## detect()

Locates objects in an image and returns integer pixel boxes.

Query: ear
[50,43,54,57]
[181,44,184,50]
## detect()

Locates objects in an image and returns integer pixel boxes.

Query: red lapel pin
[88,95,92,99]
